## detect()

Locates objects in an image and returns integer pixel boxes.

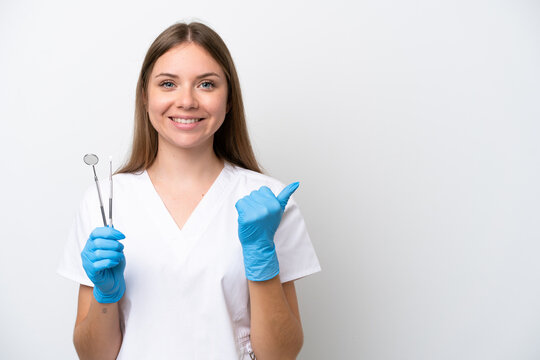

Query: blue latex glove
[81,227,126,303]
[235,182,299,281]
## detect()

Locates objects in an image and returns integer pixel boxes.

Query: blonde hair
[118,22,261,174]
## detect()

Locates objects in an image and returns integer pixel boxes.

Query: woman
[58,22,320,359]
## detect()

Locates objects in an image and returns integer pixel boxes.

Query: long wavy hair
[117,22,261,174]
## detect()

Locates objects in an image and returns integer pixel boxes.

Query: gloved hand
[235,182,299,281]
[81,227,126,303]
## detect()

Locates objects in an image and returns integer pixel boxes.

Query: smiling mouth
[170,117,204,124]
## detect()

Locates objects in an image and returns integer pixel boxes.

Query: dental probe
[109,156,113,228]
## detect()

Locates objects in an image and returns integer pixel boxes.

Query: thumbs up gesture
[235,182,299,281]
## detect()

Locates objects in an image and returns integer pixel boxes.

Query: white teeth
[171,118,201,124]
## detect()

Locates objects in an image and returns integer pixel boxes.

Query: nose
[175,87,198,110]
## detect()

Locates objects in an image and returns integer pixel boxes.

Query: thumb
[276,182,300,210]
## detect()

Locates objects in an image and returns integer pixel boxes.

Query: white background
[1,0,539,359]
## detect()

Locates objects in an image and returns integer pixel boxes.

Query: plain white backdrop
[1,0,539,359]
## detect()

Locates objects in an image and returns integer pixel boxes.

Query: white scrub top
[58,162,321,359]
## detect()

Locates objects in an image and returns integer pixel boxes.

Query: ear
[142,89,148,110]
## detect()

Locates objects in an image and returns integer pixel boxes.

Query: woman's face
[146,43,228,153]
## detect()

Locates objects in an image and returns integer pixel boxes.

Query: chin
[166,137,215,152]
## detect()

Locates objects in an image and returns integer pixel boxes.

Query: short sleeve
[57,186,103,287]
[274,196,321,283]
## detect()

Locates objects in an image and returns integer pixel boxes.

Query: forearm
[249,275,303,360]
[74,298,123,360]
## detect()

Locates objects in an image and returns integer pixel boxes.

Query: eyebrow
[154,72,221,79]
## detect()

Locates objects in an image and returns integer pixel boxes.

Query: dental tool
[109,156,113,228]
[83,153,108,227]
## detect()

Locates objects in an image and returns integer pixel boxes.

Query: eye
[159,81,175,89]
[199,81,214,90]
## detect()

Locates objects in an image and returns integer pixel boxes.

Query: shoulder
[80,171,146,204]
[227,162,286,195]
[112,170,146,183]
[112,171,145,186]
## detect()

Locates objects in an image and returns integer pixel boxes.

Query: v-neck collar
[138,162,234,243]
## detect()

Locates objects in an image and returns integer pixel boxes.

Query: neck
[147,138,224,185]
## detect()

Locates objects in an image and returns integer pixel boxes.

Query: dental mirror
[83,153,99,166]
[83,153,108,226]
